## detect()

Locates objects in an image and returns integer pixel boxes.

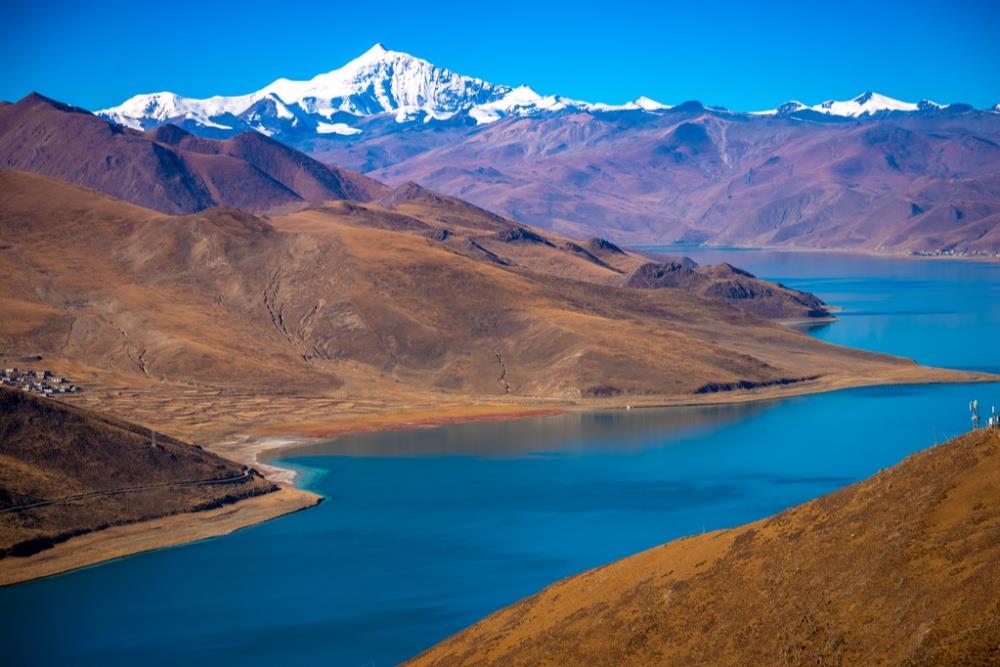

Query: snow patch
[468,85,578,124]
[316,121,362,135]
[811,91,918,117]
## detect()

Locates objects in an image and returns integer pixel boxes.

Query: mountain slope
[327,182,831,320]
[0,90,834,324]
[0,386,276,559]
[408,427,1000,666]
[0,93,385,215]
[1,170,967,441]
[373,108,1000,255]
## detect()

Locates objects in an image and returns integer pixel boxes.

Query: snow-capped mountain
[755,91,926,117]
[467,85,579,124]
[99,44,676,136]
[98,44,989,141]
[101,44,509,132]
[812,91,918,116]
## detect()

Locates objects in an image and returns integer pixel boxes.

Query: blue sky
[2,0,997,111]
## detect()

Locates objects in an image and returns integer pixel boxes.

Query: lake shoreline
[8,245,998,664]
[636,243,1000,265]
[3,362,991,588]
[0,487,321,587]
[405,429,1000,666]
[248,363,995,485]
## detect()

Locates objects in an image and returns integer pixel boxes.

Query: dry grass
[0,387,277,558]
[0,168,989,452]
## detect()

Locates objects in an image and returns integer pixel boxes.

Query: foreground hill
[0,169,978,445]
[409,427,1000,666]
[0,387,318,584]
[0,93,386,215]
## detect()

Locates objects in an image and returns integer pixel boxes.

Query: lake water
[3,250,999,667]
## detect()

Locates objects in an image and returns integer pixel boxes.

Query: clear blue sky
[2,0,997,111]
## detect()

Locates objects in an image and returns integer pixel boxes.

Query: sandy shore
[0,488,321,587]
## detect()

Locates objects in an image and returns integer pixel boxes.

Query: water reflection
[289,401,775,458]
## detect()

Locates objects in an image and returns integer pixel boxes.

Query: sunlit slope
[0,387,276,558]
[0,170,951,412]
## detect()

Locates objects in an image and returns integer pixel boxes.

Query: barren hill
[0,93,386,215]
[371,109,1000,256]
[0,169,973,444]
[0,386,275,559]
[332,181,831,320]
[408,427,1000,666]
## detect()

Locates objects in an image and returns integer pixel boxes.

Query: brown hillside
[370,109,1000,256]
[408,427,1000,667]
[307,183,832,320]
[0,170,983,444]
[626,261,829,320]
[0,93,386,215]
[0,387,276,559]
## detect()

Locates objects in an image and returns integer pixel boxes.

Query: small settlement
[1,368,81,397]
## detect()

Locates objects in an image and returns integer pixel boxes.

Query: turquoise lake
[3,249,999,666]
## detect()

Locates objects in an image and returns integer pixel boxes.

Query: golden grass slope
[408,427,1000,667]
[324,182,831,320]
[0,170,987,446]
[0,387,276,559]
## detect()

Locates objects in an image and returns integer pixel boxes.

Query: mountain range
[98,44,997,137]
[92,45,1000,256]
[1,49,995,600]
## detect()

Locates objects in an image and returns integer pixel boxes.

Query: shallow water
[3,250,999,667]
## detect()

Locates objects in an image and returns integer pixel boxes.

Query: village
[1,368,81,397]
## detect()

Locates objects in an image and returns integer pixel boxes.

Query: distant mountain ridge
[370,106,1000,256]
[97,44,995,142]
[11,46,1000,257]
